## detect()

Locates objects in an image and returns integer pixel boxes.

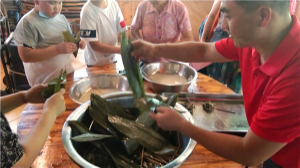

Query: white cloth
[13,10,74,86]
[80,0,126,66]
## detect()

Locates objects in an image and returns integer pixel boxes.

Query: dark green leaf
[120,32,145,99]
[108,115,176,156]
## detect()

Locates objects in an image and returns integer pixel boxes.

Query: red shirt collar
[259,15,300,77]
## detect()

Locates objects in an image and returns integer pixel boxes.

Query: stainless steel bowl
[142,62,197,93]
[62,91,197,168]
[69,74,130,104]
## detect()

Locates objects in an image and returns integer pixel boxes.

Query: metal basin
[142,62,197,93]
[62,92,197,168]
[69,74,130,104]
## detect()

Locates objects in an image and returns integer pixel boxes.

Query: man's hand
[56,42,77,54]
[79,39,86,49]
[149,106,188,131]
[23,84,48,103]
[131,40,156,61]
[43,89,66,118]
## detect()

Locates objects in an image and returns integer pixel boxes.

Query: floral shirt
[131,0,192,43]
[131,0,192,63]
[1,112,24,168]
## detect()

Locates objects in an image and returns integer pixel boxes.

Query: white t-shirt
[14,10,74,86]
[80,0,126,66]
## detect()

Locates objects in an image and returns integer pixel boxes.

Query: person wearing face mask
[131,1,300,167]
[13,0,86,87]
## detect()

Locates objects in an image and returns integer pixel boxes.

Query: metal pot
[142,62,197,93]
[62,91,197,168]
[69,74,130,104]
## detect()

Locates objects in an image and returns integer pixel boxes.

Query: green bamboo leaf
[62,31,75,42]
[54,69,63,93]
[88,106,121,139]
[108,115,176,156]
[68,120,105,151]
[71,133,113,142]
[103,145,140,168]
[91,94,135,120]
[120,32,145,99]
[164,94,179,107]
[62,31,80,57]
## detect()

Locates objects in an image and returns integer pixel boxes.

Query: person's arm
[201,0,221,42]
[89,41,120,54]
[131,29,142,40]
[150,107,286,166]
[180,30,194,42]
[295,1,300,20]
[18,42,77,63]
[0,85,47,113]
[131,40,231,63]
[12,89,66,168]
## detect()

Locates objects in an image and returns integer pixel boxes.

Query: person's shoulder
[134,0,148,12]
[81,2,94,16]
[56,13,68,21]
[110,0,119,6]
[18,9,36,23]
[137,0,149,8]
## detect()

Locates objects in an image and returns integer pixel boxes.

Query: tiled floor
[1,49,86,133]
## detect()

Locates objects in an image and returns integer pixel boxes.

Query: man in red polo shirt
[131,1,300,167]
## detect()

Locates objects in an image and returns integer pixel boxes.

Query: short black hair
[234,0,290,14]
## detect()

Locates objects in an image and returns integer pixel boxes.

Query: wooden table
[17,63,244,168]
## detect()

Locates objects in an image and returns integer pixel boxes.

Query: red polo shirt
[215,16,300,168]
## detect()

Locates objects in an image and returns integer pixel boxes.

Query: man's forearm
[153,42,206,62]
[18,45,59,63]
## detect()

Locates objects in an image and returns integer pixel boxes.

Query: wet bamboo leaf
[108,115,176,156]
[120,32,145,99]
[103,145,140,168]
[88,106,121,139]
[71,133,113,142]
[122,137,140,155]
[91,94,135,120]
[155,94,163,101]
[67,120,104,150]
[164,94,178,107]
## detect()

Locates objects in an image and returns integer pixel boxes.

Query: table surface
[17,63,244,168]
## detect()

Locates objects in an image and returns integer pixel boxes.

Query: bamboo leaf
[91,94,135,120]
[71,133,113,142]
[54,69,63,93]
[108,115,176,156]
[120,32,145,99]
[88,106,121,139]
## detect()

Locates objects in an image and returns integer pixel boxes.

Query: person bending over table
[131,1,300,167]
[0,85,66,167]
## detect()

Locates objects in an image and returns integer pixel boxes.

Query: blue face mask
[39,11,50,18]
[39,11,59,19]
